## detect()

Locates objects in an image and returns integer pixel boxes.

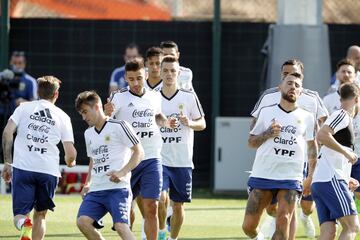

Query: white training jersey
[178,66,193,90]
[323,91,341,115]
[85,119,139,192]
[251,87,328,121]
[353,111,360,156]
[328,71,360,94]
[160,89,205,168]
[250,104,315,181]
[10,99,74,177]
[313,110,354,183]
[145,79,163,92]
[110,88,163,160]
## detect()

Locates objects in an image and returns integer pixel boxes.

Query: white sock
[159,228,166,233]
[168,237,177,240]
[16,218,26,231]
[141,218,146,239]
[251,232,264,240]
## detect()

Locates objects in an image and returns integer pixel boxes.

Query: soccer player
[312,82,360,240]
[160,41,193,90]
[105,57,177,240]
[1,76,77,240]
[251,59,328,238]
[75,91,144,240]
[109,43,140,94]
[323,59,357,114]
[157,56,206,240]
[145,46,164,91]
[242,72,317,240]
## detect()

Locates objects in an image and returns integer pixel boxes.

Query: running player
[251,59,327,239]
[242,72,317,240]
[157,56,206,240]
[75,91,144,240]
[1,76,77,240]
[312,82,360,240]
[105,57,177,240]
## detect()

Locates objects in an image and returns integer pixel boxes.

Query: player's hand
[80,184,90,198]
[167,117,178,129]
[343,149,358,165]
[349,177,359,192]
[1,163,12,183]
[104,98,114,117]
[179,114,191,127]
[106,170,124,183]
[265,119,281,138]
[302,177,312,196]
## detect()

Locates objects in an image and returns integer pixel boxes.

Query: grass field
[0,190,356,239]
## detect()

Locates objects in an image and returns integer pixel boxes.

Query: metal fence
[9,0,360,24]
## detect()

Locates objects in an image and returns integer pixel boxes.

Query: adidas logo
[30,108,55,125]
[128,102,134,107]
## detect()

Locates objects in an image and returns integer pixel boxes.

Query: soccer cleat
[19,218,32,240]
[300,212,316,238]
[260,215,275,238]
[158,230,166,240]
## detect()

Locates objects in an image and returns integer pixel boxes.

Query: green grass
[0,191,357,239]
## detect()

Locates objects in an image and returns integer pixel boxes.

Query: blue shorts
[77,188,132,224]
[131,158,162,200]
[12,167,58,216]
[351,159,360,193]
[248,177,302,203]
[312,178,357,225]
[162,166,192,203]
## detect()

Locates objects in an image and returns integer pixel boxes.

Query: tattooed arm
[248,119,281,148]
[303,140,318,196]
[1,119,17,183]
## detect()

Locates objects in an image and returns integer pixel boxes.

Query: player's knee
[300,201,314,215]
[77,216,93,231]
[172,203,184,215]
[266,204,277,216]
[33,210,47,219]
[144,200,158,217]
[242,221,257,237]
[114,222,130,234]
[159,193,167,206]
[343,221,360,233]
[276,212,291,227]
[320,225,336,239]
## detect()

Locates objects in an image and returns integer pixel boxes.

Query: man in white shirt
[1,76,77,240]
[145,47,164,91]
[157,56,206,240]
[242,72,317,240]
[105,57,177,240]
[75,91,144,240]
[324,59,357,115]
[251,59,327,239]
[312,82,360,240]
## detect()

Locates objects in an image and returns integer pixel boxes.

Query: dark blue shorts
[131,158,162,200]
[162,166,192,203]
[248,177,302,204]
[312,178,357,225]
[77,188,132,224]
[351,159,360,193]
[12,167,58,216]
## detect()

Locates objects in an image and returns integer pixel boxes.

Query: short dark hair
[75,90,101,112]
[337,58,355,71]
[125,57,145,72]
[145,47,163,59]
[161,55,178,66]
[125,43,139,52]
[340,82,360,100]
[281,59,304,74]
[287,72,303,80]
[37,76,61,100]
[11,51,26,58]
[160,40,179,52]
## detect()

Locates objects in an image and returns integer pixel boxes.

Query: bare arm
[248,120,281,148]
[1,119,17,182]
[62,141,77,167]
[80,158,93,197]
[179,116,206,131]
[306,140,318,178]
[107,143,144,183]
[155,113,178,129]
[317,125,357,164]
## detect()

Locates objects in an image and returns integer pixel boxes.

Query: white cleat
[260,215,276,238]
[300,212,316,238]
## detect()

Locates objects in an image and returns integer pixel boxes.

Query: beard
[281,92,296,103]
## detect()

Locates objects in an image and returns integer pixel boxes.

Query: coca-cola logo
[28,123,50,133]
[132,109,154,118]
[280,125,297,134]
